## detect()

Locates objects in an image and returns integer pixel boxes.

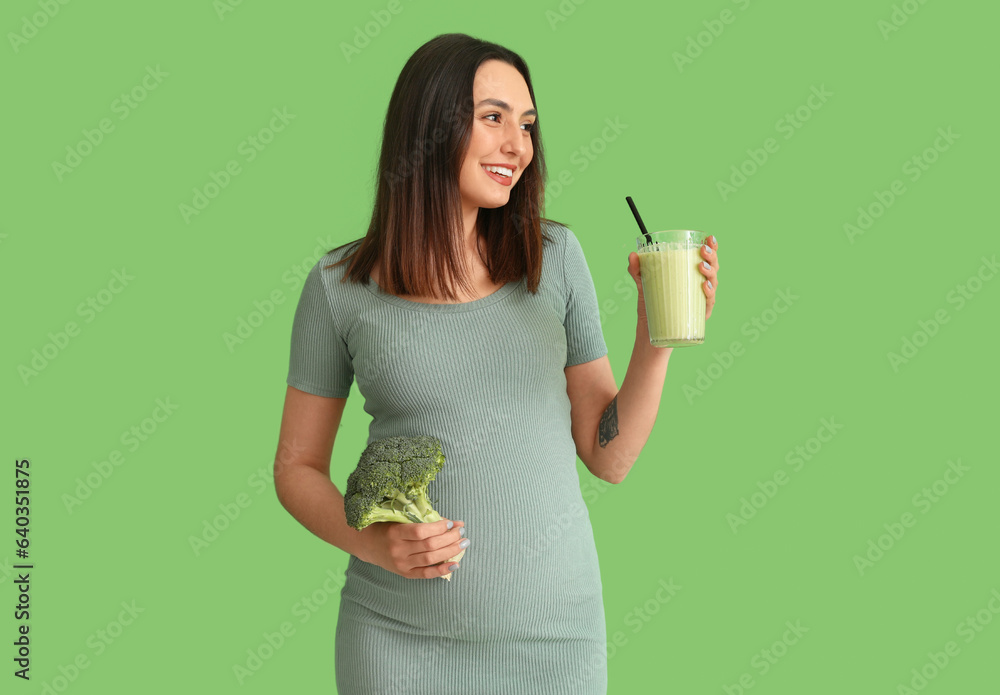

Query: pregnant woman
[273,32,720,694]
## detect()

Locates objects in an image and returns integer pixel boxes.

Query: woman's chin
[480,193,513,209]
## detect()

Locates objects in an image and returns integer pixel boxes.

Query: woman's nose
[502,123,528,156]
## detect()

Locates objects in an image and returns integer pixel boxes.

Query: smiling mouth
[482,164,514,177]
[482,165,513,185]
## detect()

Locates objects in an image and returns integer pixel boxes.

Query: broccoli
[344,435,465,580]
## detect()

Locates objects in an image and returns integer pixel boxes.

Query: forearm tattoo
[598,395,619,448]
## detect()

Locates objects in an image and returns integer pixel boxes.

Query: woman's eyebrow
[475,97,537,117]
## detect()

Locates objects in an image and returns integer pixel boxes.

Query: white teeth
[483,165,512,177]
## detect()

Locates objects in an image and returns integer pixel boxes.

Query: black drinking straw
[626,196,653,245]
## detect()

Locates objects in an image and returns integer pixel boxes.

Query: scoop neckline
[363,275,522,313]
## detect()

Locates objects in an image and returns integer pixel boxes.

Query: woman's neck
[462,205,480,255]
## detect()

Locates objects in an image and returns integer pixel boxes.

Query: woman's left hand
[699,235,719,319]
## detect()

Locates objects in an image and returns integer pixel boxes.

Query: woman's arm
[570,236,720,484]
[567,333,671,485]
[593,332,671,484]
[273,386,468,578]
[273,386,371,561]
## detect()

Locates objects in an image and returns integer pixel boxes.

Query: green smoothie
[637,239,706,347]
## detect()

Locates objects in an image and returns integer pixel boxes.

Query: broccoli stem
[378,492,426,523]
[375,491,443,524]
[410,493,440,522]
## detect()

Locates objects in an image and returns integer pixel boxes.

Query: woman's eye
[483,113,534,132]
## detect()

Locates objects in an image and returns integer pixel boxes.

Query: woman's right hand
[358,519,468,579]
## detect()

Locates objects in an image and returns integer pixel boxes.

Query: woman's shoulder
[542,219,594,264]
[324,238,363,264]
[541,218,577,255]
[314,240,363,279]
[541,218,571,239]
[294,241,365,309]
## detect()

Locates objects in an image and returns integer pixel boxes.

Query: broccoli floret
[344,435,448,530]
[344,435,464,580]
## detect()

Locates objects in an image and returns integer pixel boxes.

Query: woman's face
[457,59,536,216]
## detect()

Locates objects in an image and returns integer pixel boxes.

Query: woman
[274,33,720,693]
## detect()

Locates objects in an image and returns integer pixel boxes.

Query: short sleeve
[286,262,354,398]
[562,228,609,367]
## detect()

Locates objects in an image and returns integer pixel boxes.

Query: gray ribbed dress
[286,221,609,694]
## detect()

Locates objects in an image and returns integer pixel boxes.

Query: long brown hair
[324,32,562,300]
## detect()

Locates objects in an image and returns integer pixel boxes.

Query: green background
[3,0,998,692]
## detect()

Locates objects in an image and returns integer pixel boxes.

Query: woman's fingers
[410,533,469,571]
[396,518,462,541]
[703,278,716,319]
[628,252,643,288]
[420,556,461,579]
[409,522,465,556]
[392,519,468,575]
[699,241,719,284]
[700,237,719,319]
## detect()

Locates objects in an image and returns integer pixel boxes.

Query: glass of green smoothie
[636,230,709,347]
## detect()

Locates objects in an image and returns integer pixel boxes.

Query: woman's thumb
[628,253,642,286]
